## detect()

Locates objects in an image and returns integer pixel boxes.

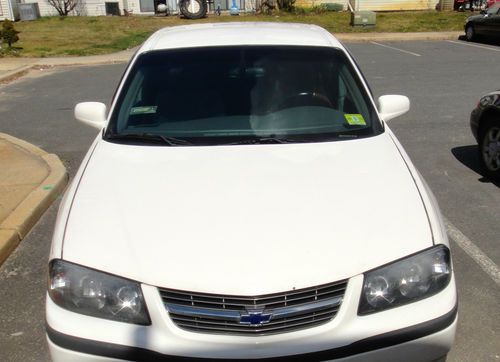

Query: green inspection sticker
[345,114,366,126]
[130,106,157,115]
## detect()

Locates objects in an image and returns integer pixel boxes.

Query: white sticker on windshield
[130,106,157,115]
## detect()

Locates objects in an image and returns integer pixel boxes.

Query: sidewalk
[0,133,67,266]
[0,47,137,82]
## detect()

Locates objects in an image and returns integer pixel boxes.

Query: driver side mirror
[378,95,410,122]
[75,102,107,129]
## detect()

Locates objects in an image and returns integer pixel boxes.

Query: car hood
[63,133,433,295]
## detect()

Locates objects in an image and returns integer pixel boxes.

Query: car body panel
[46,274,457,360]
[140,22,342,53]
[470,90,500,141]
[61,132,432,295]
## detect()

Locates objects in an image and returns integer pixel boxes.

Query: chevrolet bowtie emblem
[239,309,272,326]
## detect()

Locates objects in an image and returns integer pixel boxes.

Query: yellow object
[345,114,366,126]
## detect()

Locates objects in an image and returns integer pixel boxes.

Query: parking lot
[0,39,499,361]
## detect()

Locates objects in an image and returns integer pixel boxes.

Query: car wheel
[478,117,500,181]
[465,25,475,41]
[180,0,207,19]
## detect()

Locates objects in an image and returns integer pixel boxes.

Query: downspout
[347,0,354,12]
[348,0,359,12]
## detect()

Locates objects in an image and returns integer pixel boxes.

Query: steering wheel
[274,92,334,111]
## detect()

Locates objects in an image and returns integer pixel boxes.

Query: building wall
[22,0,126,17]
[76,0,107,15]
[0,0,17,20]
[352,0,436,11]
[24,0,66,16]
[295,0,348,9]
[295,0,437,10]
[76,0,127,16]
[0,0,7,19]
[124,0,151,14]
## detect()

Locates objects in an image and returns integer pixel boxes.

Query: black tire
[179,0,207,19]
[465,24,475,41]
[478,116,500,181]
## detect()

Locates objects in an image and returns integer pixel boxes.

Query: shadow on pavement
[451,145,500,187]
[457,35,500,46]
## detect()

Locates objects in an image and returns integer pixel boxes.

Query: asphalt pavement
[0,40,499,361]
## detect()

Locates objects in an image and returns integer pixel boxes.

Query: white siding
[352,0,436,11]
[22,0,126,17]
[24,0,61,16]
[0,0,17,20]
[0,0,7,19]
[76,0,107,15]
[125,0,154,14]
[296,0,348,9]
[77,0,127,16]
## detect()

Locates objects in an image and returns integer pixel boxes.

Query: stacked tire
[179,0,207,19]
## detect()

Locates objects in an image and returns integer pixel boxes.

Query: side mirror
[378,95,410,122]
[480,9,486,14]
[75,102,107,129]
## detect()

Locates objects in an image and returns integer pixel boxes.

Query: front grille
[159,280,347,336]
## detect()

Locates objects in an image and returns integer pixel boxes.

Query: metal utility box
[350,11,376,27]
[18,3,40,21]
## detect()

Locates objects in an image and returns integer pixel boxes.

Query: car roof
[139,22,344,53]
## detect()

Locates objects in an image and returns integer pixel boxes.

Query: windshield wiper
[106,133,193,146]
[226,137,307,145]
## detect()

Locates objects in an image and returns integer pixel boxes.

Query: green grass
[9,10,468,57]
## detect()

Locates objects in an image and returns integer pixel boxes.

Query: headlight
[48,260,150,325]
[358,245,451,315]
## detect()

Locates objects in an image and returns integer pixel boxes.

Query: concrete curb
[336,31,462,43]
[0,133,68,266]
[0,64,34,84]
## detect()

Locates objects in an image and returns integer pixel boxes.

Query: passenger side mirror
[378,95,410,122]
[75,102,107,129]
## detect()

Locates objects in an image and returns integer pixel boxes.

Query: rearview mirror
[75,102,107,129]
[378,95,410,122]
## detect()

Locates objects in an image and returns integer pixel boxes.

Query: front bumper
[470,107,481,141]
[46,274,457,361]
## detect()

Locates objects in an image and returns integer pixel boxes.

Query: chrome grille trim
[159,280,347,336]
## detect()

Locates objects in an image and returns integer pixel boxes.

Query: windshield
[487,5,500,15]
[106,46,382,145]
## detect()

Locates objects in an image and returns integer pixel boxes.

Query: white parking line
[444,217,500,286]
[370,41,422,57]
[446,40,500,52]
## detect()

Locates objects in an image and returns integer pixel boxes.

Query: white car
[46,23,457,361]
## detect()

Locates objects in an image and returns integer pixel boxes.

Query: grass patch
[10,11,468,57]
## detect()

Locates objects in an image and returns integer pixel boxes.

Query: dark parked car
[470,90,500,180]
[465,4,500,41]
